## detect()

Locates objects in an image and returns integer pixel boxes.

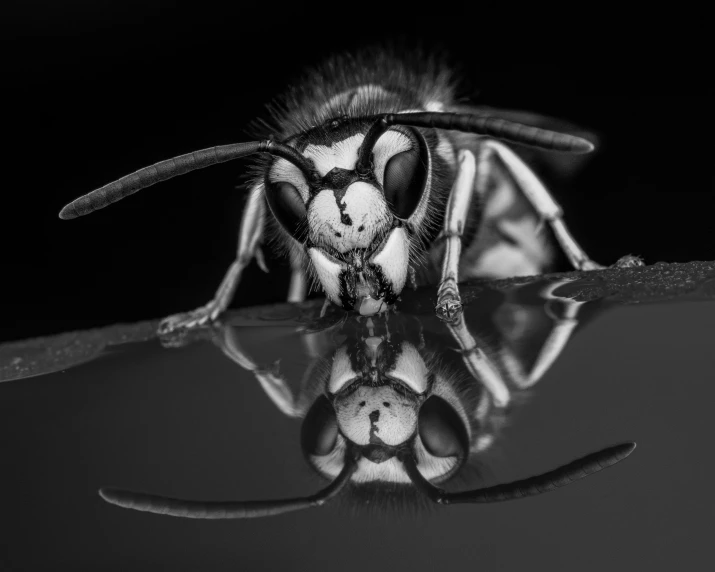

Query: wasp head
[301,325,470,485]
[264,119,434,315]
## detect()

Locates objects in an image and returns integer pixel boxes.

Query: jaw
[308,226,411,315]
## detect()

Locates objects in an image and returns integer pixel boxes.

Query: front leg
[158,183,268,336]
[435,149,478,321]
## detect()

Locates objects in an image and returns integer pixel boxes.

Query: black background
[4,2,713,343]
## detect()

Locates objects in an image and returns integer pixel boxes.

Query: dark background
[3,2,713,343]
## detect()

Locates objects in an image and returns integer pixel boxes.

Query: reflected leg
[497,278,587,389]
[445,314,511,408]
[217,325,307,418]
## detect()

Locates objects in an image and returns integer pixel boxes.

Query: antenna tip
[99,487,124,504]
[573,137,596,154]
[613,441,637,460]
[58,204,77,220]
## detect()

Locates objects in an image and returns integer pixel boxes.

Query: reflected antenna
[99,448,358,519]
[401,442,636,504]
[98,442,634,519]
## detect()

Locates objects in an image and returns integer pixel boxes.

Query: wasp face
[329,339,429,450]
[302,330,470,484]
[265,122,431,315]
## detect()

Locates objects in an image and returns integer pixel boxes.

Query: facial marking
[304,135,363,175]
[302,130,413,181]
[430,373,472,439]
[269,158,310,202]
[372,132,413,186]
[328,346,357,393]
[308,247,343,303]
[370,226,410,295]
[269,125,427,308]
[388,343,429,394]
[269,129,417,252]
[334,385,418,446]
[308,182,390,252]
[312,448,460,484]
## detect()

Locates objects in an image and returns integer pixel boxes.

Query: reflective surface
[1,262,714,570]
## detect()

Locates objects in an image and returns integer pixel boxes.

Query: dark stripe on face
[369,410,385,445]
[322,168,361,227]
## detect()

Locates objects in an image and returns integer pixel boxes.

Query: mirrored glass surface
[1,262,714,570]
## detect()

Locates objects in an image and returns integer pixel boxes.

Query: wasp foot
[613,254,645,268]
[577,254,644,272]
[157,302,223,347]
[436,282,463,322]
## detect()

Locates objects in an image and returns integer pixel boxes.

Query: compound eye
[383,147,427,220]
[301,395,339,456]
[418,396,468,458]
[265,181,307,239]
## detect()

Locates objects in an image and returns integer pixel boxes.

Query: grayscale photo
[2,3,712,571]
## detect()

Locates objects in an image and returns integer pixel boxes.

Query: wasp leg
[445,313,511,408]
[497,278,586,389]
[435,149,478,321]
[158,184,267,336]
[480,140,610,271]
[216,324,312,418]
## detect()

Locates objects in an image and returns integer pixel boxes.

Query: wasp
[60,48,639,331]
[99,277,635,518]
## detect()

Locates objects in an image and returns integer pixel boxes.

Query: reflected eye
[301,395,339,456]
[383,147,427,219]
[266,181,307,238]
[418,396,468,458]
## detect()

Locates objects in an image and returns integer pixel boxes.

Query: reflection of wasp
[59,48,640,331]
[100,278,635,518]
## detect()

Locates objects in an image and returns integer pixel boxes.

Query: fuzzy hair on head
[253,45,460,140]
